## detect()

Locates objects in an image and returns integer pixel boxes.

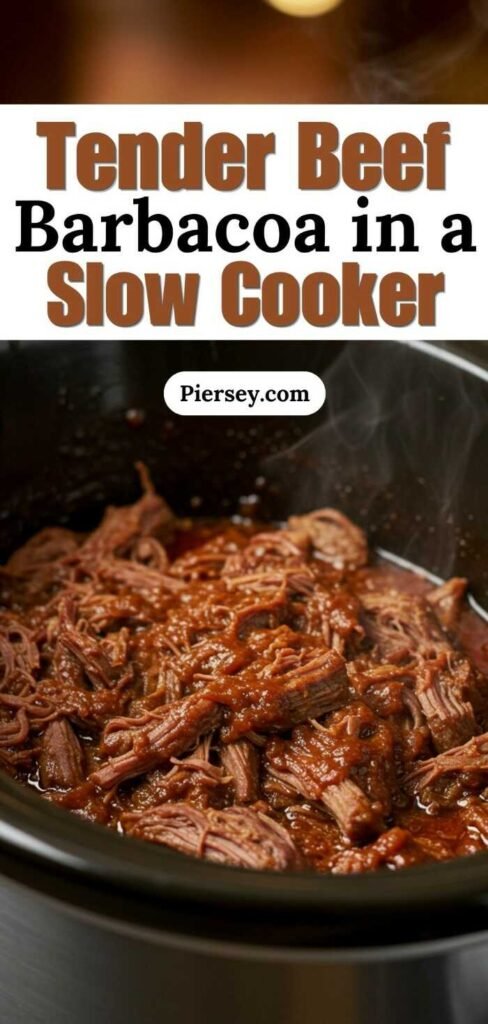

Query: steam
[470,0,488,29]
[262,341,488,580]
[353,3,487,102]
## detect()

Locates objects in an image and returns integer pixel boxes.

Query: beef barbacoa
[1,467,488,875]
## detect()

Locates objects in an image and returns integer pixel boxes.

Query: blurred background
[2,0,488,104]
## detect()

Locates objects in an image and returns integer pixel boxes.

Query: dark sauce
[1,497,488,875]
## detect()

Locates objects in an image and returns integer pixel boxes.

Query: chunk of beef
[460,802,488,846]
[131,537,169,573]
[123,803,302,871]
[359,588,450,663]
[322,780,382,844]
[39,718,84,789]
[132,630,250,706]
[212,647,349,742]
[153,577,252,650]
[415,656,476,753]
[224,567,315,599]
[223,529,310,577]
[265,710,392,843]
[314,703,397,816]
[401,687,431,759]
[36,677,131,729]
[6,529,80,604]
[288,509,368,572]
[303,589,364,655]
[77,468,172,564]
[93,561,182,614]
[96,560,183,602]
[94,645,348,788]
[283,804,341,871]
[220,739,260,804]
[331,827,422,874]
[91,695,222,789]
[57,625,125,690]
[170,530,250,582]
[427,578,468,632]
[410,733,488,794]
[357,585,475,752]
[231,590,290,641]
[128,737,229,812]
[347,660,421,736]
[77,591,149,632]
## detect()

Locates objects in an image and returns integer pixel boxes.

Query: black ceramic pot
[0,338,487,1024]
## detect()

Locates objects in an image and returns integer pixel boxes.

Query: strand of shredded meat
[1,466,488,875]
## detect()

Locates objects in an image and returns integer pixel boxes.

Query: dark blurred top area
[1,0,488,104]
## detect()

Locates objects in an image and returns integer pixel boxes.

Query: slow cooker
[0,338,487,1024]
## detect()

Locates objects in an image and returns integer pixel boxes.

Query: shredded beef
[39,718,84,789]
[288,509,368,572]
[91,695,223,788]
[1,470,488,874]
[265,711,391,842]
[220,739,260,804]
[123,803,302,871]
[331,827,422,874]
[415,656,476,753]
[409,733,488,794]
[427,578,468,631]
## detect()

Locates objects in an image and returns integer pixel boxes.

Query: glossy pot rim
[1,338,488,943]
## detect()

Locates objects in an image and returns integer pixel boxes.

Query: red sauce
[1,485,488,875]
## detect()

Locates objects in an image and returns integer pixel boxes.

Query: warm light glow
[265,0,343,16]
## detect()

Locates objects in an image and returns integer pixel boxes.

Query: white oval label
[164,371,326,417]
